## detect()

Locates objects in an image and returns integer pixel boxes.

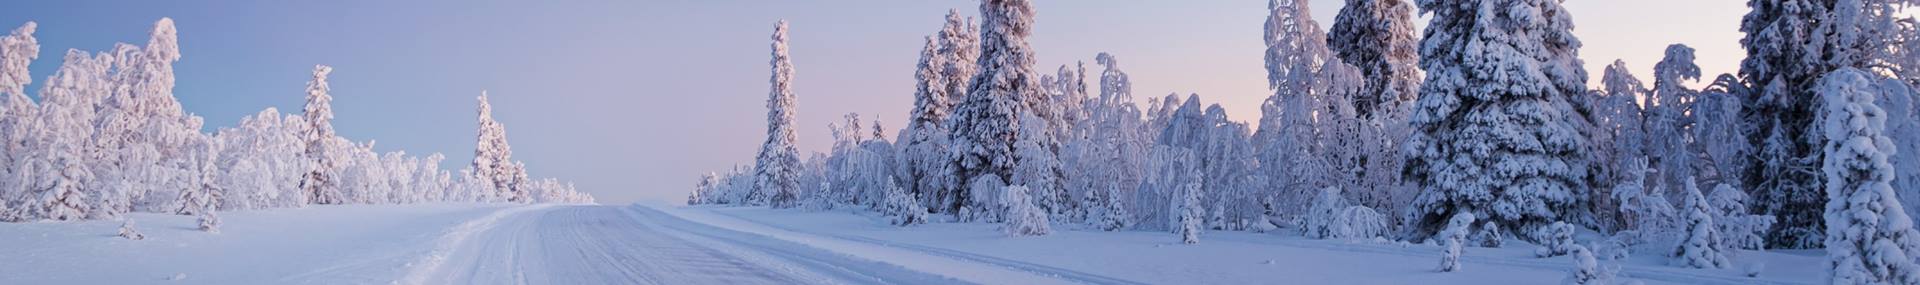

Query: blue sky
[0,0,1750,204]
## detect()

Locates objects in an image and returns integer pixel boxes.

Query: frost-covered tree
[1818,67,1920,284]
[1404,0,1591,242]
[1002,184,1051,236]
[90,18,196,217]
[1735,0,1917,249]
[1693,88,1748,188]
[185,137,223,233]
[117,219,144,240]
[1535,222,1576,258]
[881,179,927,226]
[1328,0,1421,119]
[1589,60,1647,231]
[1707,182,1775,250]
[1673,177,1730,269]
[900,36,952,210]
[945,0,1043,214]
[1012,112,1064,218]
[18,50,110,221]
[300,65,345,205]
[1174,177,1205,244]
[1645,44,1701,196]
[1255,0,1348,201]
[471,92,530,203]
[756,21,802,209]
[1136,146,1199,231]
[1612,157,1679,248]
[0,22,37,219]
[1438,212,1475,272]
[1302,187,1391,239]
[1564,245,1619,285]
[215,108,311,209]
[1065,53,1149,230]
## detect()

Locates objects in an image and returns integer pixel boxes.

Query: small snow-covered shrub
[1564,245,1618,285]
[1085,187,1132,231]
[1706,183,1773,250]
[881,180,926,226]
[1535,222,1576,258]
[118,219,145,240]
[967,174,1006,223]
[1473,221,1505,248]
[1439,212,1474,272]
[1002,185,1051,237]
[1301,187,1388,239]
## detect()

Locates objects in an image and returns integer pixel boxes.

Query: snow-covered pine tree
[1002,184,1050,236]
[1438,212,1475,272]
[1176,177,1203,244]
[1818,67,1920,284]
[755,21,802,209]
[1328,0,1420,120]
[1404,0,1591,242]
[945,0,1043,214]
[300,65,344,205]
[1673,177,1729,269]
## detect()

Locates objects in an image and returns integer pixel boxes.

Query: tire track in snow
[394,204,552,285]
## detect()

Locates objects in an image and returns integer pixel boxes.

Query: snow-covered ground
[0,203,519,284]
[650,204,1828,285]
[1,201,1828,284]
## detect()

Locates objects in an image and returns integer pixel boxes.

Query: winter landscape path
[411,205,964,285]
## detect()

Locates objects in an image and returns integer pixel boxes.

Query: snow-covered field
[1,202,1830,284]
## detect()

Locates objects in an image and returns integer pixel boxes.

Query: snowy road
[412,205,962,285]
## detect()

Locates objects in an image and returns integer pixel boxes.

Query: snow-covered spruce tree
[1673,176,1730,269]
[471,92,530,203]
[1819,67,1920,284]
[966,174,1007,222]
[1644,45,1702,199]
[19,50,110,221]
[1328,0,1421,120]
[300,65,345,205]
[189,138,223,233]
[1002,184,1051,236]
[755,21,802,209]
[945,0,1044,214]
[1403,0,1591,242]
[937,9,980,107]
[1707,182,1775,250]
[1438,212,1475,273]
[1736,0,1914,249]
[1176,177,1204,244]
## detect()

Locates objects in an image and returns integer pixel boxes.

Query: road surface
[413,205,961,285]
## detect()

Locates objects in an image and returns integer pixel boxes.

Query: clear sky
[0,0,1750,204]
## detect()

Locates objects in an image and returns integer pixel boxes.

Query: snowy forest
[687,0,1920,282]
[0,18,595,227]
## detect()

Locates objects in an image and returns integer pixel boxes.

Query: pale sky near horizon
[0,0,1750,204]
